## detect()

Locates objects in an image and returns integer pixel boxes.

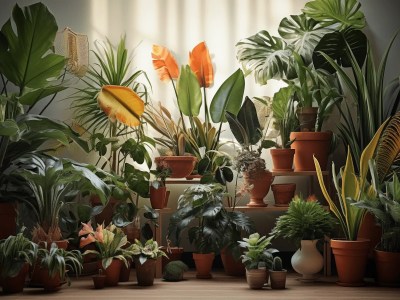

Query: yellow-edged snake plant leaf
[152,44,180,81]
[189,41,214,88]
[97,85,144,127]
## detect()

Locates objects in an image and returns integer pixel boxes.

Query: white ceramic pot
[291,240,323,281]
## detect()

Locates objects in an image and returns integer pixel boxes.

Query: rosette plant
[147,42,245,183]
[130,238,167,265]
[79,222,134,269]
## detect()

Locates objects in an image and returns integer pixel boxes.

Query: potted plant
[354,173,400,286]
[34,243,83,291]
[271,195,335,280]
[79,222,135,286]
[238,233,278,289]
[269,256,287,289]
[0,229,38,294]
[227,97,276,207]
[8,153,111,246]
[148,42,244,183]
[314,120,388,286]
[149,163,171,209]
[130,238,167,286]
[92,269,106,289]
[168,183,229,279]
[0,2,91,239]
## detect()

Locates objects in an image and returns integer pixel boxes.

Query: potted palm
[34,243,83,291]
[314,120,388,286]
[271,195,335,280]
[0,229,38,294]
[238,233,278,289]
[79,222,135,286]
[168,183,229,279]
[130,238,167,286]
[227,97,276,207]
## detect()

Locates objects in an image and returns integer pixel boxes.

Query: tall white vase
[291,240,323,281]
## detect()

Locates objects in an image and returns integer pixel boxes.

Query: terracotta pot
[193,252,215,279]
[0,202,17,239]
[270,148,295,172]
[269,269,287,289]
[54,240,69,250]
[2,263,29,294]
[297,107,318,132]
[98,259,122,286]
[290,131,332,171]
[245,268,266,289]
[162,247,184,270]
[357,212,382,258]
[271,183,296,207]
[150,186,168,209]
[220,248,245,276]
[291,240,323,281]
[135,259,156,286]
[41,269,62,292]
[155,156,197,178]
[119,260,131,282]
[243,170,274,207]
[374,249,400,286]
[92,274,106,289]
[330,238,370,286]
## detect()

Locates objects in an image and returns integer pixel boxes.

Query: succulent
[272,256,283,271]
[163,260,189,281]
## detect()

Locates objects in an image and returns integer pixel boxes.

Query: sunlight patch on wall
[89,0,109,43]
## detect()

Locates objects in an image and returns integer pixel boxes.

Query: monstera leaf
[302,0,366,30]
[0,3,66,91]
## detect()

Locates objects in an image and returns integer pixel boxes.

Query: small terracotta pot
[155,156,197,178]
[269,269,287,289]
[374,249,400,286]
[92,274,106,289]
[162,247,184,270]
[42,271,62,292]
[119,260,131,282]
[243,170,274,207]
[220,248,245,276]
[271,183,296,207]
[193,252,215,279]
[330,238,370,286]
[297,107,318,132]
[98,259,122,286]
[270,148,295,172]
[150,186,167,209]
[135,259,157,286]
[245,268,266,289]
[2,263,29,294]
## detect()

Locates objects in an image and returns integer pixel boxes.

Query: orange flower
[152,44,179,81]
[79,234,95,248]
[307,194,318,202]
[94,224,104,243]
[189,41,214,87]
[78,221,94,236]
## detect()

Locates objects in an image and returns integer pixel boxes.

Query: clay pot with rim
[330,238,370,286]
[245,268,266,289]
[243,170,274,207]
[119,259,132,282]
[150,186,169,209]
[270,148,295,172]
[271,183,296,207]
[92,270,106,289]
[98,259,122,286]
[269,269,287,289]
[374,249,400,286]
[220,248,245,276]
[155,156,197,178]
[297,107,318,132]
[2,263,29,294]
[290,131,332,171]
[193,252,215,279]
[135,259,157,286]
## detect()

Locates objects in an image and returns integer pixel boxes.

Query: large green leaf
[235,97,262,146]
[236,30,291,85]
[177,65,202,117]
[210,69,244,123]
[278,14,332,64]
[0,3,66,90]
[19,85,67,105]
[272,86,293,122]
[302,0,365,30]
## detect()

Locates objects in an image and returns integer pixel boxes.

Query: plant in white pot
[271,195,335,281]
[238,233,278,289]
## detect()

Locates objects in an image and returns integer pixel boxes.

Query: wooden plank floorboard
[1,271,399,299]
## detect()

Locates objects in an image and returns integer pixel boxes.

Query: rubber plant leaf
[177,65,202,117]
[152,44,180,81]
[210,68,245,123]
[0,3,66,90]
[237,96,262,146]
[189,41,214,88]
[97,85,145,127]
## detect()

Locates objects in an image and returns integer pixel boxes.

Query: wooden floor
[2,270,399,299]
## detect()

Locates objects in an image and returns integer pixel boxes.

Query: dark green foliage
[163,260,189,281]
[272,256,283,271]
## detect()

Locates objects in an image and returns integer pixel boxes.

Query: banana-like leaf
[0,3,66,90]
[236,30,291,85]
[376,111,400,182]
[210,69,244,123]
[302,0,365,30]
[152,44,180,81]
[177,65,202,117]
[189,41,214,88]
[237,97,262,146]
[278,14,332,65]
[97,85,145,127]
[225,112,248,146]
